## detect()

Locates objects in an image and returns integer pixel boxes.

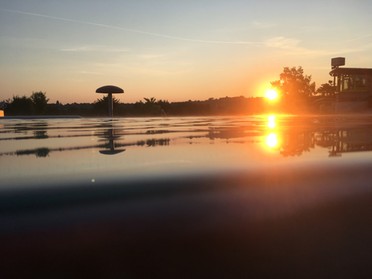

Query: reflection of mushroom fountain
[99,128,125,155]
[96,85,124,117]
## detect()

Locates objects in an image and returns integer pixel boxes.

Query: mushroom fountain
[95,85,124,117]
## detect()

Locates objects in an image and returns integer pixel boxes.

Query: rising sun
[265,88,279,101]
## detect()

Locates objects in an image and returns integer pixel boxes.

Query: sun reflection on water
[267,115,276,129]
[264,114,281,150]
[265,133,279,148]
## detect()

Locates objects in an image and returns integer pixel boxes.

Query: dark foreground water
[1,115,372,277]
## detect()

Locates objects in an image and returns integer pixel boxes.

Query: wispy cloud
[265,36,300,50]
[77,70,103,75]
[251,21,276,29]
[264,36,372,57]
[344,34,372,43]
[264,36,321,55]
[1,8,262,46]
[4,8,371,58]
[60,45,130,53]
[137,54,166,60]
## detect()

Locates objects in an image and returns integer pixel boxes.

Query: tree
[93,95,121,115]
[144,97,157,105]
[145,97,161,114]
[30,91,49,114]
[157,99,170,113]
[316,80,336,97]
[8,96,34,115]
[130,98,167,116]
[271,66,316,99]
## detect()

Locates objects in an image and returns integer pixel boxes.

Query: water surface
[2,114,372,189]
[3,115,372,278]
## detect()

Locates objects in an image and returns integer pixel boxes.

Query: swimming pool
[1,115,372,277]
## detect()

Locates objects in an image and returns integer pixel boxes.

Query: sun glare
[266,133,279,148]
[264,114,280,149]
[265,88,279,101]
[267,115,276,129]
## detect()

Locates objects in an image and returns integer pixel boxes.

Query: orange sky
[1,1,372,104]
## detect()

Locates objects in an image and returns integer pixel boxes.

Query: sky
[1,0,372,104]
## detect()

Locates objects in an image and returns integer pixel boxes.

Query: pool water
[2,115,372,277]
[2,114,372,188]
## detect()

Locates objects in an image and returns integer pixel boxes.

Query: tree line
[2,91,50,115]
[2,94,271,116]
[1,67,337,116]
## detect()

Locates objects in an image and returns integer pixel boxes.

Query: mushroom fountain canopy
[96,85,124,94]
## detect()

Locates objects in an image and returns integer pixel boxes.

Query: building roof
[330,67,372,76]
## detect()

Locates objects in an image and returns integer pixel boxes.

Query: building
[330,57,372,112]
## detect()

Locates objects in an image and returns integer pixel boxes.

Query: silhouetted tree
[30,91,49,114]
[157,99,170,114]
[316,80,336,97]
[142,97,164,115]
[0,100,8,110]
[271,66,316,99]
[93,95,120,115]
[144,97,157,104]
[7,96,34,115]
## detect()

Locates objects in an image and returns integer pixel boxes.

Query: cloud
[264,35,372,57]
[60,45,130,53]
[265,36,301,50]
[264,36,335,56]
[77,70,103,76]
[251,21,276,29]
[60,46,95,52]
[137,54,166,60]
[1,8,262,46]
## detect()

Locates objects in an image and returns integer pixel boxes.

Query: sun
[265,88,279,101]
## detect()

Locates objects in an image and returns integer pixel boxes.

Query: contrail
[0,8,261,46]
